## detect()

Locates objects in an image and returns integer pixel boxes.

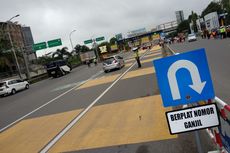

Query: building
[0,21,25,50]
[127,28,146,38]
[156,21,178,33]
[204,12,220,31]
[21,26,37,61]
[175,10,184,24]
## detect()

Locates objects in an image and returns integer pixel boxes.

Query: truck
[79,51,96,63]
[45,60,72,78]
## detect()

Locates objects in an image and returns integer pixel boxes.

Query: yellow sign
[152,34,160,40]
[111,45,118,51]
[134,41,140,46]
[141,37,150,44]
[99,46,107,54]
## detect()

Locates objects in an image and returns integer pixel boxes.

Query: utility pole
[8,32,22,79]
[1,14,23,79]
[92,38,100,61]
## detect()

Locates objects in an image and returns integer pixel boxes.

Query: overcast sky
[0,0,212,56]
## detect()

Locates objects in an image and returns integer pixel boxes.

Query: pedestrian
[93,58,97,66]
[86,60,90,67]
[132,47,141,68]
[227,26,230,38]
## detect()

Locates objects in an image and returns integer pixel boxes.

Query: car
[103,55,125,73]
[188,33,197,42]
[45,60,72,78]
[0,79,29,97]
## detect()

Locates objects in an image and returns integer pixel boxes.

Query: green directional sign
[96,36,105,42]
[48,38,62,48]
[33,42,47,51]
[84,39,93,45]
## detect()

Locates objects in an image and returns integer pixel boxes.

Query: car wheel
[11,89,16,95]
[25,84,29,89]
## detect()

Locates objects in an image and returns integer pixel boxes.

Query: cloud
[0,0,213,56]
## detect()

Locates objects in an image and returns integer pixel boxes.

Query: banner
[99,46,107,54]
[111,45,118,51]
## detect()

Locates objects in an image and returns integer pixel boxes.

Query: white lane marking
[0,70,103,133]
[40,49,151,153]
[51,82,83,92]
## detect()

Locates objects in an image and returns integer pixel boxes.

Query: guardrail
[164,45,230,153]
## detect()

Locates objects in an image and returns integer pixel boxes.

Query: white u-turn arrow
[167,60,206,100]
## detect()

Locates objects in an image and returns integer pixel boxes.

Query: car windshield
[188,34,195,37]
[104,57,115,64]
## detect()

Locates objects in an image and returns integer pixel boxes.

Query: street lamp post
[69,30,76,51]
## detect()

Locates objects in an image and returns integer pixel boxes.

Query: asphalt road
[0,47,215,153]
[170,38,230,104]
[0,63,104,130]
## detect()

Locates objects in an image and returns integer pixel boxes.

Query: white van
[0,79,29,96]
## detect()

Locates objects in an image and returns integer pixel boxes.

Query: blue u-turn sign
[153,48,215,107]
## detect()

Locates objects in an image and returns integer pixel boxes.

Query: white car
[103,55,125,73]
[0,79,29,96]
[188,33,197,42]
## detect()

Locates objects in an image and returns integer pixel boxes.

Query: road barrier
[164,45,230,153]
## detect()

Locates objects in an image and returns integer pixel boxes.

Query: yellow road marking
[125,55,161,67]
[125,51,162,63]
[151,45,161,51]
[78,74,120,89]
[0,110,82,153]
[78,66,155,90]
[49,95,177,153]
[123,67,155,79]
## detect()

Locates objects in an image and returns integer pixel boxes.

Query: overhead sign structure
[153,48,215,107]
[96,36,105,42]
[33,42,47,51]
[84,39,93,45]
[166,104,219,134]
[47,38,62,48]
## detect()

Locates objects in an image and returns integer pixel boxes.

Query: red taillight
[114,60,118,63]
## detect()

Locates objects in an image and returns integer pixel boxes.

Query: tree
[188,11,199,33]
[201,2,222,17]
[177,20,190,33]
[52,47,72,59]
[109,37,117,45]
[80,45,90,53]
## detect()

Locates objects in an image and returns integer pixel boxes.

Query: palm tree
[52,47,72,60]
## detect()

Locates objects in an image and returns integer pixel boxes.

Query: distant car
[0,79,29,97]
[46,60,72,78]
[103,55,125,73]
[188,33,197,42]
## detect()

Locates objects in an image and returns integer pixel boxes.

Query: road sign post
[32,42,47,51]
[84,39,93,45]
[166,104,219,134]
[95,36,105,42]
[153,48,215,107]
[47,38,62,48]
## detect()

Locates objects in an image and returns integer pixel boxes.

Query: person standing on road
[93,58,97,66]
[132,47,141,68]
[86,60,91,67]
